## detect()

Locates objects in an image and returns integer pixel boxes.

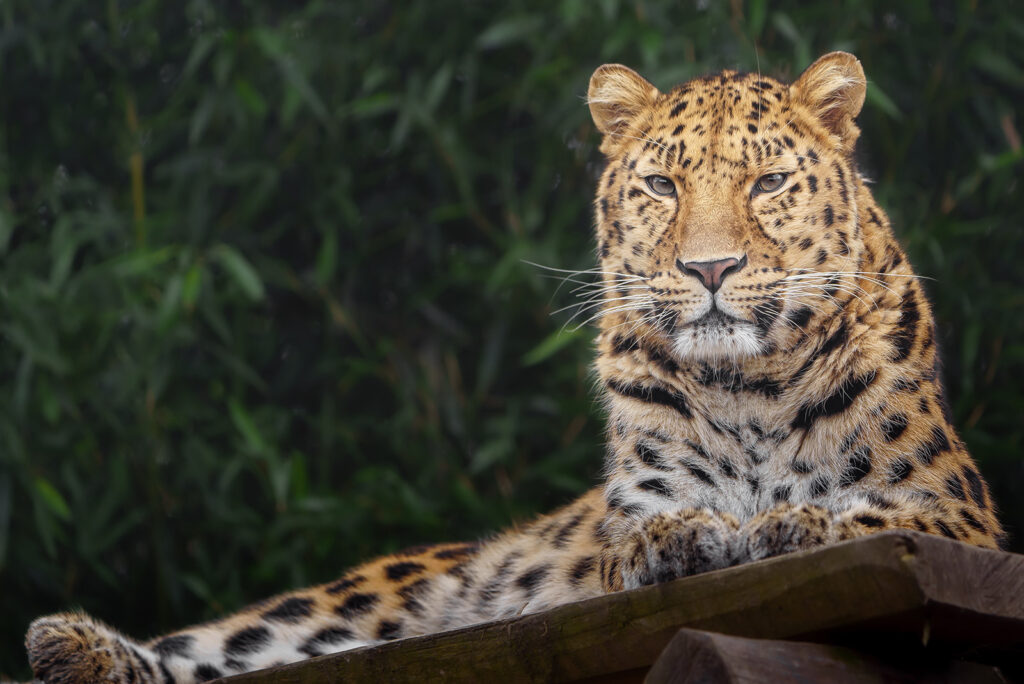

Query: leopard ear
[588,64,660,154]
[790,52,866,152]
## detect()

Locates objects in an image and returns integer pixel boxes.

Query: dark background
[1,0,1022,677]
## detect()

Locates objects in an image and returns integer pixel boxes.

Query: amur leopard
[25,52,1005,683]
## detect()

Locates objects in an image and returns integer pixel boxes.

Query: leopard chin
[671,310,765,361]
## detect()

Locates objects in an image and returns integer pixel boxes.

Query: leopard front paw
[27,612,158,684]
[622,509,740,589]
[741,503,836,563]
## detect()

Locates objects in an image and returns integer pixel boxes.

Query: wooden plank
[221,531,1024,683]
[645,628,1006,683]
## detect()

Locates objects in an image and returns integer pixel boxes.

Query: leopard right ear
[588,64,660,154]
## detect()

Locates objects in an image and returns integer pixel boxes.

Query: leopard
[24,52,1005,683]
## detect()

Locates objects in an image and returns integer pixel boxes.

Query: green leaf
[229,398,269,455]
[252,28,329,123]
[212,245,265,301]
[34,477,70,520]
[865,81,902,120]
[476,16,543,50]
[521,328,585,366]
[748,0,767,38]
[315,229,337,287]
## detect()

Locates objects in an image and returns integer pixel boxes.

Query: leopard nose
[676,255,747,294]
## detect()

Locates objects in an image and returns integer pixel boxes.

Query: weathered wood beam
[221,531,1024,683]
[645,628,1006,683]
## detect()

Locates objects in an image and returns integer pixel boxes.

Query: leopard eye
[753,172,789,195]
[645,175,676,197]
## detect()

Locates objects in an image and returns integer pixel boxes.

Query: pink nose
[677,255,747,293]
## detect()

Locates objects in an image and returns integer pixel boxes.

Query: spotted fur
[24,52,1004,682]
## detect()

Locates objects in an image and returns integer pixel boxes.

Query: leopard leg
[609,509,741,590]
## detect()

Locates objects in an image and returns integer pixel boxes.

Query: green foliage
[1,0,1022,676]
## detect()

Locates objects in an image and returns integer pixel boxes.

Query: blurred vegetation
[1,0,1022,676]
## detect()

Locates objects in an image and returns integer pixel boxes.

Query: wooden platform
[221,531,1024,683]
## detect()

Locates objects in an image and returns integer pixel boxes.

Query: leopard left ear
[588,64,661,155]
[790,52,866,152]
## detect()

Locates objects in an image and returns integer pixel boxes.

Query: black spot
[887,458,914,484]
[787,307,814,330]
[772,485,792,502]
[298,627,356,658]
[807,175,818,193]
[927,469,960,503]
[670,100,688,117]
[854,514,885,528]
[385,561,426,581]
[224,626,271,656]
[892,377,920,393]
[607,378,692,418]
[888,291,920,362]
[867,492,896,510]
[752,296,782,332]
[914,425,950,465]
[262,597,314,623]
[553,512,586,548]
[799,237,814,250]
[791,370,877,431]
[336,592,380,619]
[934,520,957,538]
[569,556,596,586]
[627,188,643,199]
[636,442,670,470]
[605,492,644,516]
[791,460,814,474]
[717,458,737,479]
[325,574,365,595]
[131,647,154,677]
[841,446,872,485]
[960,509,987,534]
[823,205,834,226]
[637,478,673,498]
[152,634,194,657]
[881,414,909,442]
[516,564,551,598]
[683,461,716,487]
[809,475,830,498]
[377,620,403,641]
[747,122,758,134]
[398,577,431,615]
[612,334,639,355]
[962,465,987,508]
[194,664,223,682]
[223,658,247,672]
[815,248,828,265]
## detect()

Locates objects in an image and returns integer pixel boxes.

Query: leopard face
[589,53,868,362]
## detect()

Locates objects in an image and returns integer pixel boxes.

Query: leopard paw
[741,503,836,563]
[26,612,160,684]
[622,509,740,589]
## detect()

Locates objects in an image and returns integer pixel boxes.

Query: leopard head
[588,52,870,362]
